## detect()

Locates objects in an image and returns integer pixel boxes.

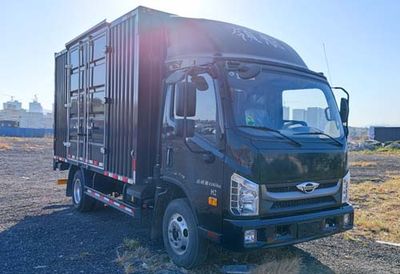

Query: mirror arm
[332,87,350,134]
[332,86,350,102]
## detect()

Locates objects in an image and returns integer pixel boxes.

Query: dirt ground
[0,137,399,274]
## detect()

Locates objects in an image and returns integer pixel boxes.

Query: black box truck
[54,6,354,268]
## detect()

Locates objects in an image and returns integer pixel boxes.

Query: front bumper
[222,205,354,251]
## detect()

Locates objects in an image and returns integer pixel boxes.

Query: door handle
[166,147,173,167]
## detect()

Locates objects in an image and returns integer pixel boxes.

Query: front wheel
[72,170,96,212]
[163,198,208,269]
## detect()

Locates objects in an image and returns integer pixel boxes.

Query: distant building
[29,100,43,113]
[3,98,22,111]
[292,109,306,121]
[306,107,326,130]
[369,127,400,142]
[283,106,290,120]
[0,98,25,122]
[0,97,53,129]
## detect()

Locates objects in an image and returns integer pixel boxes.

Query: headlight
[341,171,350,204]
[230,173,259,216]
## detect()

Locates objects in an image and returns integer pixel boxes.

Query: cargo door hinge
[100,147,107,155]
[104,97,112,104]
[65,64,73,74]
[104,46,112,54]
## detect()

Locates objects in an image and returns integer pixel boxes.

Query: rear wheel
[163,198,208,269]
[72,170,96,212]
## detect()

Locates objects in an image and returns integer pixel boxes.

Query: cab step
[85,187,141,218]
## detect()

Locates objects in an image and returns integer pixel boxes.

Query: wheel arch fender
[150,176,198,240]
[66,165,79,197]
[66,166,94,196]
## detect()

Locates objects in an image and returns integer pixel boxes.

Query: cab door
[161,72,225,234]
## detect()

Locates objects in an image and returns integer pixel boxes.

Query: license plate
[298,221,321,238]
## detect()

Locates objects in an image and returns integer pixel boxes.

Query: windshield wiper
[238,125,302,147]
[293,129,343,147]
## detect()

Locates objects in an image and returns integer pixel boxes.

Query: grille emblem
[296,182,320,193]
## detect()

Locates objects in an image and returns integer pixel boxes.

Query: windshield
[226,66,344,140]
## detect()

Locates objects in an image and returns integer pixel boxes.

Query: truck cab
[157,17,353,263]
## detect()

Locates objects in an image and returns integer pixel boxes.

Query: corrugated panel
[54,51,68,157]
[107,13,137,179]
[135,10,167,182]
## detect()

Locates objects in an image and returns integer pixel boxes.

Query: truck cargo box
[54,7,169,184]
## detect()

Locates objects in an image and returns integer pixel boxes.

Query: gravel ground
[0,138,399,274]
[349,152,400,183]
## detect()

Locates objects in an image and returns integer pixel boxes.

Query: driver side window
[172,73,218,144]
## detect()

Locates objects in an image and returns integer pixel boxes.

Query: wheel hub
[73,178,82,204]
[168,213,189,255]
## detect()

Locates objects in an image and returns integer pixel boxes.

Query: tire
[72,170,96,212]
[163,198,208,269]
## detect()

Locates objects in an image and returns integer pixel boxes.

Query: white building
[283,106,290,120]
[306,107,326,130]
[292,109,307,121]
[0,97,53,129]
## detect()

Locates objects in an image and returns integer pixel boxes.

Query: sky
[0,0,399,127]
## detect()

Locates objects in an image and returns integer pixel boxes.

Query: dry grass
[375,147,400,155]
[22,143,45,152]
[0,136,24,142]
[0,136,50,151]
[0,142,11,150]
[358,147,400,156]
[115,238,174,274]
[350,161,377,167]
[346,176,400,243]
[116,238,302,274]
[123,238,141,250]
[252,256,301,274]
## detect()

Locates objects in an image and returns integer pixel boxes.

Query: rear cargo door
[67,44,86,161]
[86,32,107,168]
[66,28,107,168]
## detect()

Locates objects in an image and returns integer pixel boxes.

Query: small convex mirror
[238,64,261,79]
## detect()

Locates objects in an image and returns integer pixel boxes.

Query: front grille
[271,196,335,209]
[267,182,338,193]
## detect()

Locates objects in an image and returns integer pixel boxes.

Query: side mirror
[175,82,196,117]
[340,98,349,123]
[175,119,195,137]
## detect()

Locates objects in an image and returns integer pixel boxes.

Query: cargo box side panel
[136,10,168,183]
[54,51,68,158]
[107,14,138,181]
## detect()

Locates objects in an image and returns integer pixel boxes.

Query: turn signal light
[208,197,218,207]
